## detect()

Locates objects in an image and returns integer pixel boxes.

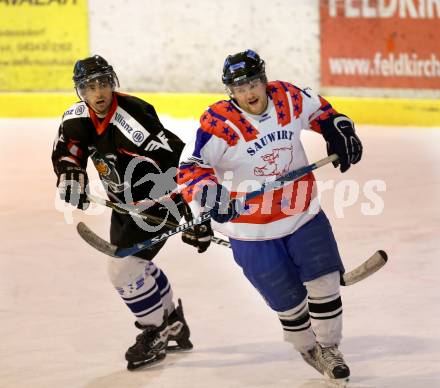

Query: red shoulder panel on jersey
[284,82,304,119]
[267,81,292,126]
[200,107,240,146]
[209,100,259,142]
[309,95,338,133]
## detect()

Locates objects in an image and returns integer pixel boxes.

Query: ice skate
[166,298,193,351]
[301,343,350,381]
[125,318,169,370]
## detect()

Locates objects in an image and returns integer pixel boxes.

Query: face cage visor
[225,73,267,98]
[75,72,119,101]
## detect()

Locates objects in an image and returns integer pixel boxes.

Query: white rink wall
[88,0,320,92]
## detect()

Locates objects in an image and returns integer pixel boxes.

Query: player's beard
[244,95,268,115]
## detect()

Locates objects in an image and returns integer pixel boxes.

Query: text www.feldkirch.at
[328,52,440,78]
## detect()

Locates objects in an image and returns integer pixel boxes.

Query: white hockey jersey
[178,81,338,240]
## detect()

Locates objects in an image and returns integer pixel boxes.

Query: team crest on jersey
[254,146,294,177]
[94,159,110,176]
[89,148,129,193]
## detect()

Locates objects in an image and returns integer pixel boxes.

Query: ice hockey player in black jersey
[51,55,212,370]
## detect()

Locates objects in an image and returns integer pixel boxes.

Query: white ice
[0,117,439,388]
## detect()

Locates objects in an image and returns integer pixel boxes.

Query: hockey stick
[340,250,387,286]
[92,154,338,258]
[87,194,231,248]
[76,220,387,286]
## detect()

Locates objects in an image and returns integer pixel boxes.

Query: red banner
[320,0,440,88]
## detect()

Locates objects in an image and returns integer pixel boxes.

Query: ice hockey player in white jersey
[52,55,211,370]
[177,50,362,381]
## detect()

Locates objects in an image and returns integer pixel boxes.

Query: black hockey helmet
[222,49,266,86]
[73,54,119,93]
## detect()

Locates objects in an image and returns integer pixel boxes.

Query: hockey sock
[144,261,175,314]
[278,297,316,353]
[305,271,343,347]
[108,257,165,326]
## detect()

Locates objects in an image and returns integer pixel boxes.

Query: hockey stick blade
[340,250,388,286]
[211,236,231,247]
[77,222,120,258]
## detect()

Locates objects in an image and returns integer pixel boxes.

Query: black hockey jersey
[52,92,185,259]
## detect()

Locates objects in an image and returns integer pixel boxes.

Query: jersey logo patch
[89,148,129,193]
[144,131,172,152]
[112,107,150,146]
[62,102,89,122]
[254,146,294,177]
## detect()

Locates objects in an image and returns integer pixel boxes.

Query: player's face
[229,78,268,115]
[80,77,114,117]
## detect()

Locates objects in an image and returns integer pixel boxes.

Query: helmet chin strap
[74,87,82,101]
[225,86,234,98]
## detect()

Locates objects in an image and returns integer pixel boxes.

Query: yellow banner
[0,0,89,91]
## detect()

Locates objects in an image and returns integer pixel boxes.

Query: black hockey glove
[181,202,213,253]
[199,184,240,224]
[182,221,214,253]
[320,114,363,173]
[57,163,89,210]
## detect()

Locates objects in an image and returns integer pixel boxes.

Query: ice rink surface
[0,117,439,388]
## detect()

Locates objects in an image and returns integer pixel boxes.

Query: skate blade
[166,338,193,352]
[166,343,193,352]
[302,377,374,388]
[324,376,350,387]
[302,377,349,387]
[127,351,166,371]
